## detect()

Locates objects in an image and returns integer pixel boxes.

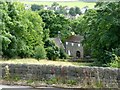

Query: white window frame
[71,43,74,46]
[78,44,80,47]
[66,42,68,45]
[68,50,71,55]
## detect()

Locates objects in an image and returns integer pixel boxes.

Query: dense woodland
[0,1,120,67]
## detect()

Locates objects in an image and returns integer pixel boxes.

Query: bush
[105,48,120,68]
[45,39,60,60]
[34,45,46,60]
[44,39,55,48]
[59,48,68,59]
[45,39,68,60]
[109,57,120,68]
[31,4,44,11]
[46,46,59,60]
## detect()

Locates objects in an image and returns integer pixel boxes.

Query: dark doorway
[76,51,81,58]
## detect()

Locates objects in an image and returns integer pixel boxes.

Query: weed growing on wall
[4,65,10,81]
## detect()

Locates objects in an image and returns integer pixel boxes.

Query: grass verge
[0,58,92,67]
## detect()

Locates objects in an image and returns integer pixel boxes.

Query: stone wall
[1,64,120,88]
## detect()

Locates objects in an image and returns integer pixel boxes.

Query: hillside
[20,0,96,8]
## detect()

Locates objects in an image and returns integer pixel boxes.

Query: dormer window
[66,42,68,45]
[71,43,74,46]
[78,44,80,47]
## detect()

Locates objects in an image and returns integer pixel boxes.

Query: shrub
[59,48,68,59]
[46,46,59,60]
[45,39,60,60]
[109,57,120,68]
[66,79,77,85]
[31,4,44,11]
[44,39,55,48]
[105,48,120,68]
[34,45,46,60]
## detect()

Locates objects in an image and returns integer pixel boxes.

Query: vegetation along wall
[1,64,120,88]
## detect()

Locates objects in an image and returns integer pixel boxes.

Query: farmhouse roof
[66,35,84,43]
[50,37,65,49]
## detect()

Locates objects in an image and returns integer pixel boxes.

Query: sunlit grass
[21,1,96,8]
[0,58,92,67]
[73,62,93,66]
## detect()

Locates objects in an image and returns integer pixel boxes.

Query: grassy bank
[0,58,92,67]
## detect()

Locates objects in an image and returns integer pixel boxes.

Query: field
[21,1,96,8]
[0,58,92,66]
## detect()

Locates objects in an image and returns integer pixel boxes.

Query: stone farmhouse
[65,35,84,58]
[51,35,84,59]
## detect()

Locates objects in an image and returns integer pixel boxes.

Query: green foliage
[54,5,67,15]
[44,39,67,60]
[75,7,81,15]
[34,45,46,60]
[69,7,76,16]
[111,60,120,68]
[59,48,68,59]
[12,75,21,82]
[43,29,50,42]
[66,79,77,85]
[68,7,81,16]
[70,17,85,35]
[31,4,44,11]
[1,1,44,58]
[75,2,120,65]
[69,2,120,65]
[45,40,59,60]
[95,81,103,88]
[44,39,55,48]
[51,2,59,7]
[105,48,120,68]
[46,77,58,84]
[0,36,2,56]
[109,57,120,68]
[27,79,34,84]
[38,10,71,42]
[45,76,77,86]
[46,46,59,60]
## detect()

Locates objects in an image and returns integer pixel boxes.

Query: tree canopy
[72,2,120,65]
[1,1,45,58]
[38,10,72,42]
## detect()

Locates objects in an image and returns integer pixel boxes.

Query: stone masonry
[1,64,120,88]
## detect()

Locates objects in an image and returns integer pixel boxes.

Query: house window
[68,50,71,55]
[78,44,80,47]
[66,42,68,45]
[71,43,74,46]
